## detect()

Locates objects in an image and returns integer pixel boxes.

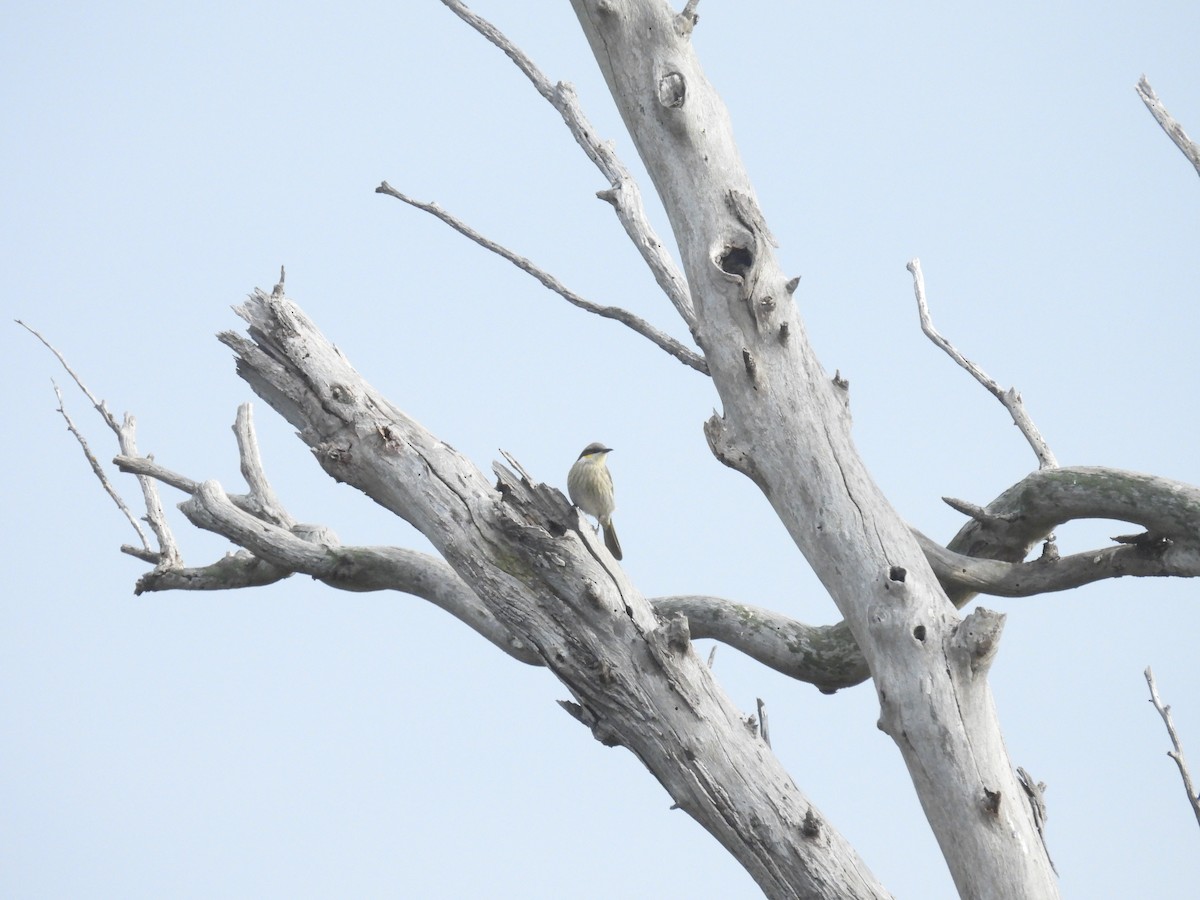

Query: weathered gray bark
[47,6,1197,899]
[118,441,1200,698]
[567,2,1058,897]
[215,292,890,899]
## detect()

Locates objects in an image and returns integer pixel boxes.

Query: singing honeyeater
[568,442,623,560]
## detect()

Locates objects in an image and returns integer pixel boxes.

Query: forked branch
[28,316,1200,701]
[376,182,707,374]
[918,531,1200,597]
[437,0,695,330]
[18,319,178,565]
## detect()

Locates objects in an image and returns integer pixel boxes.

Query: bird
[567,442,623,560]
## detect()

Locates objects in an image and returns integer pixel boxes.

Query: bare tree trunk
[568,2,1058,897]
[37,5,1199,898]
[218,293,890,900]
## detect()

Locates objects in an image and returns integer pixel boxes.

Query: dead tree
[30,3,1200,898]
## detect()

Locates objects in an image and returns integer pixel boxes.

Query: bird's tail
[602,519,623,561]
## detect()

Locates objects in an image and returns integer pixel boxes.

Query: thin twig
[18,320,118,427]
[437,0,696,331]
[376,183,707,374]
[906,259,1058,469]
[1145,666,1200,830]
[18,319,181,563]
[51,381,152,552]
[1136,76,1200,178]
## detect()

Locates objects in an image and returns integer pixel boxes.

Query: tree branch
[676,0,701,35]
[906,259,1058,469]
[918,530,1200,598]
[182,479,539,662]
[1144,666,1200,830]
[114,430,538,663]
[49,379,152,552]
[654,596,867,693]
[216,288,889,899]
[571,3,1058,894]
[108,426,861,690]
[19,319,180,565]
[1136,76,1200,178]
[113,439,1200,697]
[942,466,1200,573]
[718,466,1200,694]
[375,182,707,375]
[233,403,294,528]
[438,0,696,331]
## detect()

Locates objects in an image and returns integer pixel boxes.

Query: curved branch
[697,467,1200,694]
[115,450,538,663]
[654,597,867,693]
[438,0,696,330]
[666,491,1200,694]
[376,183,707,375]
[944,466,1200,571]
[907,259,1057,469]
[660,499,1200,694]
[919,530,1200,597]
[184,481,539,663]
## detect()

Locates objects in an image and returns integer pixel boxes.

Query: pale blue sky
[4,2,1199,898]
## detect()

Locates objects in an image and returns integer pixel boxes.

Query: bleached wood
[438,0,697,331]
[908,258,1058,469]
[1136,75,1200,177]
[568,1,1058,896]
[376,182,706,373]
[218,289,890,900]
[233,403,295,528]
[30,6,1200,897]
[1145,667,1200,829]
[18,319,178,566]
